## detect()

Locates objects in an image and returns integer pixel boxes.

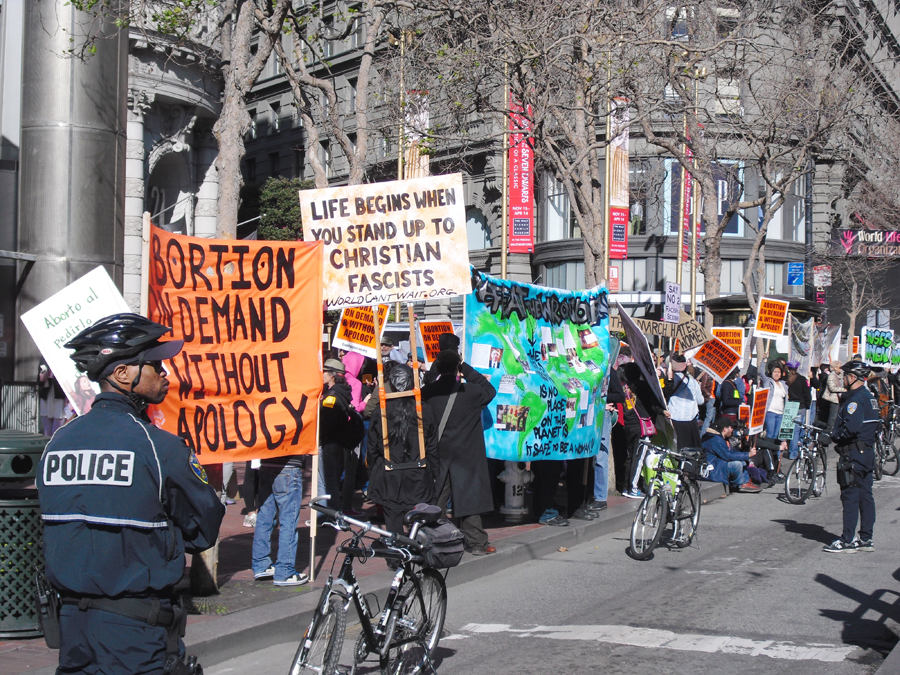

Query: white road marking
[458,623,856,662]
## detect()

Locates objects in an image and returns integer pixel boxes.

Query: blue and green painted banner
[465,268,610,461]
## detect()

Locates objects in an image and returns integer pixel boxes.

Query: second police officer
[823,360,880,553]
[36,314,225,674]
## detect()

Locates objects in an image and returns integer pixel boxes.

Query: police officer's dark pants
[57,604,182,675]
[841,470,875,543]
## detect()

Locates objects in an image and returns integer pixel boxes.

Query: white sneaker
[254,566,275,579]
[274,573,309,586]
[243,513,257,528]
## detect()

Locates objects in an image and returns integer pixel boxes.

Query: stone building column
[124,88,153,312]
[193,126,218,239]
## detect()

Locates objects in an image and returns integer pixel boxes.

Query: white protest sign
[300,174,471,309]
[664,282,681,324]
[21,266,132,416]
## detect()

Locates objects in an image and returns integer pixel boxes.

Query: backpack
[339,407,366,449]
[415,519,465,568]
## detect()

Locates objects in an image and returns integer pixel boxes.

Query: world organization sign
[831,229,900,257]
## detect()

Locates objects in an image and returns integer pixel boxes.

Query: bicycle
[784,422,829,504]
[875,405,900,478]
[289,497,447,675]
[627,441,707,561]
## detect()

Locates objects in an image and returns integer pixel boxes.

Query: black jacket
[788,376,812,409]
[319,380,353,446]
[421,362,496,517]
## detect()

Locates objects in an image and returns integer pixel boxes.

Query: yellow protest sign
[753,297,789,340]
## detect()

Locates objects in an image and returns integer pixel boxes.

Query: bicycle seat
[404,503,442,525]
[679,447,704,459]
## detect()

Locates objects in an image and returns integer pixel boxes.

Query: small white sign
[664,282,681,324]
[21,267,132,416]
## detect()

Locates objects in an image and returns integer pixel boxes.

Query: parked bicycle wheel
[381,569,447,675]
[812,452,827,497]
[784,455,816,504]
[290,594,346,675]
[883,442,900,476]
[628,492,667,560]
[673,481,701,548]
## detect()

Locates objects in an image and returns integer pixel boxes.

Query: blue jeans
[252,464,302,581]
[764,412,783,440]
[725,460,749,487]
[594,409,612,502]
[789,408,808,460]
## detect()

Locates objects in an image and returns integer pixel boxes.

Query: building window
[538,175,580,242]
[269,102,280,134]
[243,157,257,184]
[543,261,585,291]
[247,110,257,140]
[269,152,280,178]
[293,149,305,179]
[629,164,650,235]
[610,259,650,292]
[347,78,357,113]
[322,16,334,58]
[349,12,363,49]
[320,141,333,178]
[466,208,490,250]
[664,159,742,237]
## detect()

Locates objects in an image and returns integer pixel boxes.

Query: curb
[29,482,729,673]
[876,641,900,674]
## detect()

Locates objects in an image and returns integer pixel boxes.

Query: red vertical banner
[681,148,693,263]
[508,98,534,253]
[608,99,630,260]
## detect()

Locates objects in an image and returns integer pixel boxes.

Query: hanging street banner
[608,98,630,260]
[853,336,859,355]
[332,305,389,359]
[508,98,535,254]
[681,148,693,263]
[418,319,455,364]
[831,229,900,257]
[465,269,610,461]
[690,337,741,383]
[753,297,790,339]
[790,315,815,377]
[861,325,894,367]
[300,174,471,309]
[21,266,132,416]
[147,227,324,464]
[749,387,770,435]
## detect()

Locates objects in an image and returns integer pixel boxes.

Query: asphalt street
[207,458,900,674]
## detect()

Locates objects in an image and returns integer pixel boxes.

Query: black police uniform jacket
[37,393,225,597]
[831,384,880,474]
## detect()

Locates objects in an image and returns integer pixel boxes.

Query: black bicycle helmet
[841,360,872,379]
[65,313,183,382]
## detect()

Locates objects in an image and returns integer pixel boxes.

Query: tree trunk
[213,77,250,239]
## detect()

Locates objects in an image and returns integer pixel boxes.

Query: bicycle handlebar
[310,495,421,551]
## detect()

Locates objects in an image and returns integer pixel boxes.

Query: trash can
[0,430,49,638]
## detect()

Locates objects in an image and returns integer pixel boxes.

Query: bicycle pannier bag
[415,519,465,568]
[678,449,708,479]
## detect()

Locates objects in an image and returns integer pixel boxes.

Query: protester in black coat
[422,349,497,554]
[319,359,355,512]
[367,365,439,535]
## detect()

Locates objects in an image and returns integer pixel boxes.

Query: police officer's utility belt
[61,595,178,628]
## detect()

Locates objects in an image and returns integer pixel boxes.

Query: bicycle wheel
[289,594,346,675]
[784,455,815,504]
[874,440,884,481]
[812,451,827,497]
[883,442,900,476]
[628,492,667,560]
[381,568,447,675]
[673,481,701,548]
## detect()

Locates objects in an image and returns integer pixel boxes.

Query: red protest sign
[690,338,741,383]
[749,388,770,435]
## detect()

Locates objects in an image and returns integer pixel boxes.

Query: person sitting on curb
[701,416,762,493]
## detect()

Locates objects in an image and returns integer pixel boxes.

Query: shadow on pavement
[771,518,835,545]
[815,572,900,656]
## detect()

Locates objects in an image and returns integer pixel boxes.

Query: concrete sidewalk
[3,480,728,675]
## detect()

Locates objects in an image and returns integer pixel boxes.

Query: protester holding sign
[319,360,360,514]
[785,360,812,460]
[761,364,788,440]
[663,355,705,449]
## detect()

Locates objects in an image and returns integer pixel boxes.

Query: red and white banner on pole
[608,99,630,260]
[508,98,534,253]
[681,148,693,263]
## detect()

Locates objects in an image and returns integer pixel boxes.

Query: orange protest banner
[332,305,389,359]
[749,388,770,435]
[147,226,324,464]
[711,328,743,356]
[689,337,741,383]
[418,320,455,364]
[852,336,860,355]
[738,404,750,425]
[753,297,789,340]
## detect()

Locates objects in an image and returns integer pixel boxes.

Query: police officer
[36,314,225,674]
[823,360,880,553]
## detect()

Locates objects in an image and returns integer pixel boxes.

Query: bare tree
[823,254,895,339]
